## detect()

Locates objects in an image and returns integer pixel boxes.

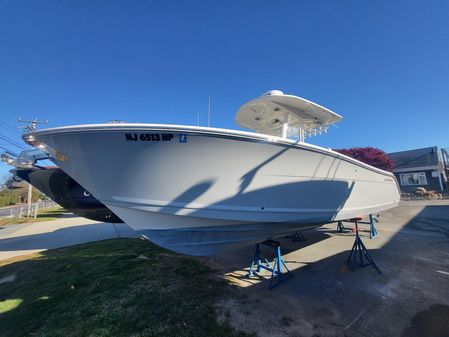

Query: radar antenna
[17,117,48,133]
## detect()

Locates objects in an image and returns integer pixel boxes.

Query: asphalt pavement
[206,199,449,337]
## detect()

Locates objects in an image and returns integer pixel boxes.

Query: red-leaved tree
[333,147,395,172]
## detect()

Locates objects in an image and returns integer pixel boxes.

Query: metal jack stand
[336,221,351,233]
[338,214,379,238]
[369,214,379,239]
[347,219,381,274]
[247,240,292,289]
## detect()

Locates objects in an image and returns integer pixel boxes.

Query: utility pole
[26,182,32,217]
[17,117,48,132]
[17,117,48,217]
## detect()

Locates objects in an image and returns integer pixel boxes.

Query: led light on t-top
[22,90,401,255]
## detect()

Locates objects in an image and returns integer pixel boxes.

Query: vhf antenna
[208,96,211,127]
[17,117,49,132]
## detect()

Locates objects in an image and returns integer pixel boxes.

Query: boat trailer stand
[337,214,379,239]
[346,218,381,274]
[247,240,292,289]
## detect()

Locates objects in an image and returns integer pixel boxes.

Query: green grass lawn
[0,239,252,337]
[0,207,66,226]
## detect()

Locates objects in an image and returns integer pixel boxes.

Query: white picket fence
[0,200,58,219]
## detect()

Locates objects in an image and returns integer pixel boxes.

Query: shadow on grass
[36,209,76,219]
[0,239,253,337]
[0,209,75,226]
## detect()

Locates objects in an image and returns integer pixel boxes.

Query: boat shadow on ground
[41,211,79,219]
[203,203,449,337]
[204,225,333,270]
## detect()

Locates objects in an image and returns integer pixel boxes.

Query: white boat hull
[28,124,401,255]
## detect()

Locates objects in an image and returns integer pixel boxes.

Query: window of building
[399,172,428,186]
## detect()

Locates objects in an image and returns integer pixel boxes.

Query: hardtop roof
[235,91,342,137]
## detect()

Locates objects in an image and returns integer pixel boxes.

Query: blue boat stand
[247,240,292,289]
[337,214,379,239]
[346,218,381,274]
[369,214,379,239]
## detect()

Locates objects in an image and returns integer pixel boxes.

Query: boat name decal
[125,133,174,142]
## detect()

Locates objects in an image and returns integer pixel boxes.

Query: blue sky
[1,1,448,178]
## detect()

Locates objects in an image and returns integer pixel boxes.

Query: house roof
[387,146,439,170]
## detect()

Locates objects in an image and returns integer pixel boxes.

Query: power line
[0,119,22,136]
[0,123,22,140]
[0,144,15,152]
[0,119,26,154]
[0,126,22,143]
[0,133,25,149]
[0,125,24,147]
[0,134,26,150]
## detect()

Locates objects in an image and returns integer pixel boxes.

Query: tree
[0,172,46,206]
[333,147,395,172]
[0,188,21,207]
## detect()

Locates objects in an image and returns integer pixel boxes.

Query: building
[387,146,448,194]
